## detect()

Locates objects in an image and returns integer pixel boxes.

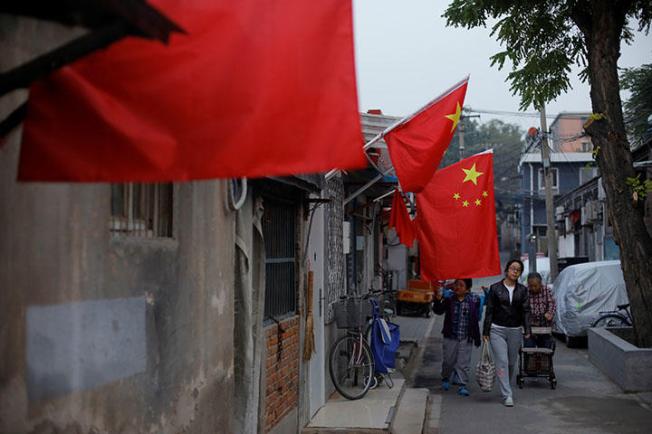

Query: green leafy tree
[621,63,652,141]
[444,0,652,347]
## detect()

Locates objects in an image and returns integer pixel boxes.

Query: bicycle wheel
[592,314,631,328]
[329,334,375,400]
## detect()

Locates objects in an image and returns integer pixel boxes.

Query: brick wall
[264,316,300,432]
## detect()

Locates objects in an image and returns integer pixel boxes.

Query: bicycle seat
[617,303,630,310]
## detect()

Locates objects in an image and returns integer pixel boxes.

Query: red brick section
[264,316,300,432]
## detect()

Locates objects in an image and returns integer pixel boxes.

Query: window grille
[263,199,297,318]
[110,183,173,238]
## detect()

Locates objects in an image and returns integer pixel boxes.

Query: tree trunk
[578,0,652,348]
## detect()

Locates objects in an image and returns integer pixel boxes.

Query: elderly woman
[524,272,556,349]
[482,259,531,407]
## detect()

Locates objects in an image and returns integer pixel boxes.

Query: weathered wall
[323,176,345,399]
[1,16,235,434]
[263,317,300,432]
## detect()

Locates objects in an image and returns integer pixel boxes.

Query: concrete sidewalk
[416,315,652,434]
[304,315,435,433]
[304,377,406,433]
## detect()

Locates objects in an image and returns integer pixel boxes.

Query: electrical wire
[466,107,560,118]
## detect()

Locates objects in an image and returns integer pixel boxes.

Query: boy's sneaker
[457,386,470,396]
[441,378,450,391]
[503,396,514,407]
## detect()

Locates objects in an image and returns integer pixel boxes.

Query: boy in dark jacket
[432,278,481,396]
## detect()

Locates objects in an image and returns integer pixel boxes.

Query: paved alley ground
[413,314,652,434]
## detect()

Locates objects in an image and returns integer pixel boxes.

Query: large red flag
[384,78,468,193]
[388,190,415,248]
[18,1,365,182]
[416,151,500,280]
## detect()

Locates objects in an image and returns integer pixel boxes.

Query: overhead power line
[465,107,560,119]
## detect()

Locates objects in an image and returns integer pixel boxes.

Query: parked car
[553,260,628,346]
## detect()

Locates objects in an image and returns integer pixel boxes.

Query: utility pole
[539,105,559,281]
[457,114,479,161]
[458,121,465,161]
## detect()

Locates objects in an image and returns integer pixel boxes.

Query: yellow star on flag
[475,199,482,206]
[462,200,469,207]
[445,102,462,133]
[453,193,461,200]
[462,163,484,185]
[482,191,489,197]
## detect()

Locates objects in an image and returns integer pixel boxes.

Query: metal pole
[343,174,384,205]
[539,105,559,281]
[373,188,397,203]
[324,76,470,181]
[529,233,537,273]
[459,121,465,161]
[324,132,386,180]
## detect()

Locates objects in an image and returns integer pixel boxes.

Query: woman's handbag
[476,341,496,392]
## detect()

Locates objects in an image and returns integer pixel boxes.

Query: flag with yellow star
[416,151,500,280]
[385,78,468,193]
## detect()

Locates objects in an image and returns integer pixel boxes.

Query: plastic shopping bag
[475,341,496,392]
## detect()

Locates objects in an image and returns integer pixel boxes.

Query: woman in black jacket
[482,259,531,407]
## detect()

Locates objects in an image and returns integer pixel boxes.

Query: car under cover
[553,260,628,337]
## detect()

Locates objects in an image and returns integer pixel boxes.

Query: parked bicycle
[328,291,398,400]
[329,293,376,400]
[591,303,633,328]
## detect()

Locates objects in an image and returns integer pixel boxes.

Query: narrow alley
[3,2,652,433]
[414,311,652,434]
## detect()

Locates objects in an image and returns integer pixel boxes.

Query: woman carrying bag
[482,259,531,407]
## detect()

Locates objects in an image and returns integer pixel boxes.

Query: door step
[303,378,405,433]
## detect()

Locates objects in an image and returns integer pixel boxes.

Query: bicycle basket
[334,299,371,329]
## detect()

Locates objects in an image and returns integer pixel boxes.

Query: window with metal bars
[262,199,297,318]
[110,183,173,238]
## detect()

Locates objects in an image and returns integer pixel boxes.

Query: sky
[353,0,652,130]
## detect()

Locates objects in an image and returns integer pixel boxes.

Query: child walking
[432,278,481,396]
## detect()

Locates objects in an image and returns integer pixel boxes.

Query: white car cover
[553,260,628,337]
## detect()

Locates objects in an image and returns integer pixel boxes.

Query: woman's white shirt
[504,282,515,303]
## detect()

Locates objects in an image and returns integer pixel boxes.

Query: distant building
[519,112,595,255]
[554,132,652,262]
[549,112,593,153]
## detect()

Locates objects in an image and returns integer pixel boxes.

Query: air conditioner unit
[598,178,606,200]
[589,201,601,222]
[586,201,593,219]
[555,206,565,220]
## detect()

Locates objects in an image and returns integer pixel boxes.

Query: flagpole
[381,75,469,137]
[324,132,385,180]
[323,75,470,182]
[343,173,383,205]
[373,188,396,203]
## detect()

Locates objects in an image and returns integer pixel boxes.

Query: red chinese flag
[416,152,500,280]
[18,1,365,182]
[389,190,416,248]
[385,78,468,193]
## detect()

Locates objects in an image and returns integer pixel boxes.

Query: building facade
[519,122,596,256]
